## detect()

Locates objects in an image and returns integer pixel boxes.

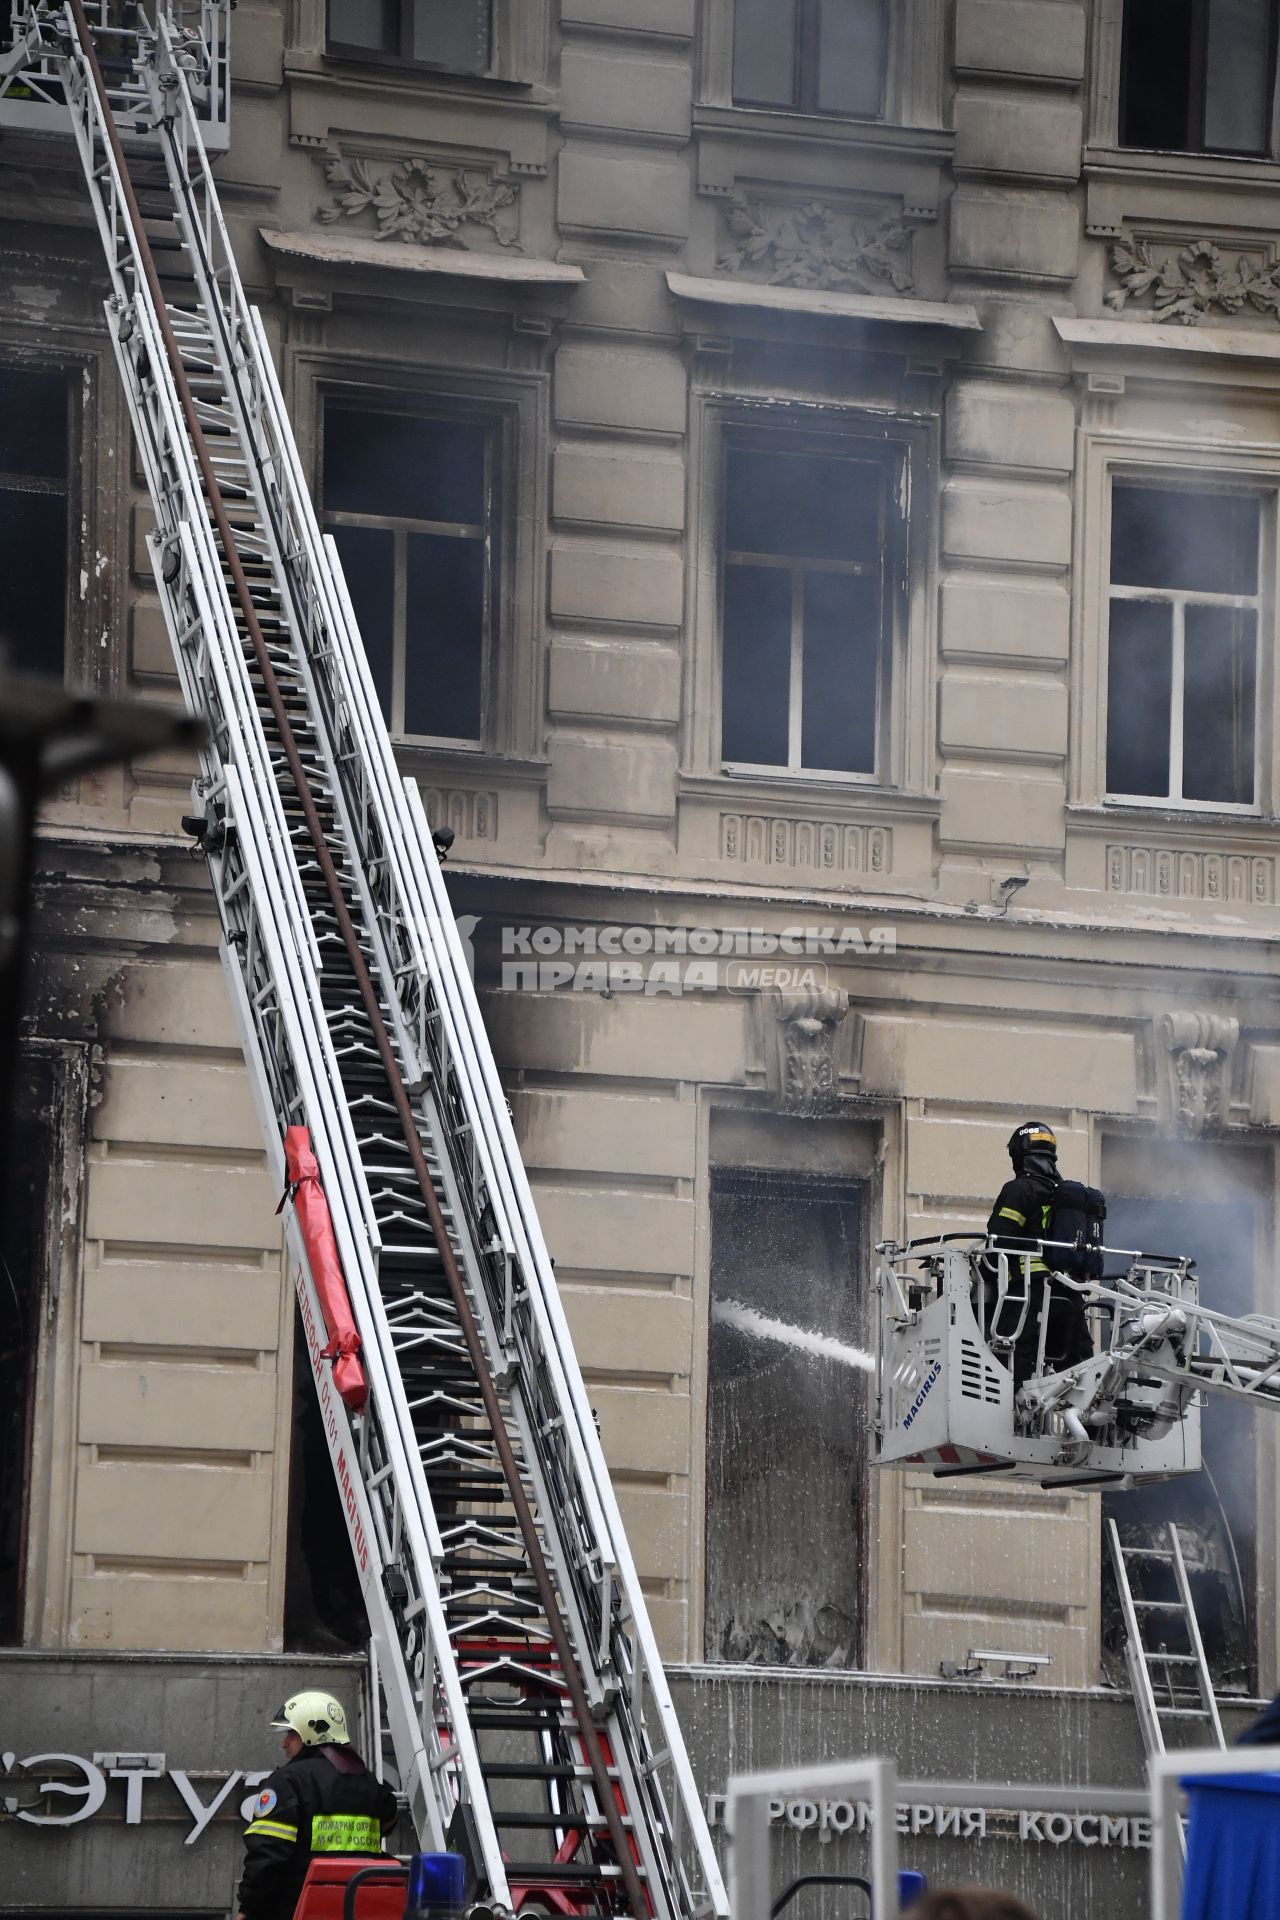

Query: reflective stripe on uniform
[310,1813,382,1853]
[997,1207,1026,1226]
[246,1818,299,1841]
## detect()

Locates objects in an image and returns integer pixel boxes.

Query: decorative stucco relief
[1160,1013,1239,1138]
[720,813,892,876]
[717,194,914,296]
[1105,844,1274,907]
[771,988,852,1116]
[420,786,499,841]
[319,153,521,250]
[1106,237,1280,325]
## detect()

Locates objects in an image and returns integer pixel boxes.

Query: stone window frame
[698,0,948,132]
[292,0,549,85]
[685,396,938,800]
[0,338,103,694]
[1097,1128,1280,1702]
[1087,0,1280,161]
[297,353,548,770]
[691,1102,883,1672]
[1072,430,1280,822]
[15,1037,92,1646]
[325,0,486,74]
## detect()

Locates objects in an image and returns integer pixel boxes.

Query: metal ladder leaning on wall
[0,5,728,1915]
[1107,1518,1225,1763]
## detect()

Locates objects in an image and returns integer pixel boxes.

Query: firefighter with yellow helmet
[235,1690,399,1920]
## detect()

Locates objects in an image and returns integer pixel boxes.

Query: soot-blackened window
[323,400,498,745]
[705,1169,866,1667]
[327,0,490,70]
[1120,0,1279,156]
[0,366,70,681]
[720,435,892,778]
[732,0,887,118]
[1101,1189,1260,1695]
[1106,482,1261,809]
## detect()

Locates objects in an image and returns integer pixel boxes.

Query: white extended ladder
[1108,1518,1225,1761]
[0,5,728,1915]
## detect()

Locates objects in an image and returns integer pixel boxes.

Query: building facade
[4,0,1280,1913]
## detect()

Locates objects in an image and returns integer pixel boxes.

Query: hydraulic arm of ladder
[10,4,728,1915]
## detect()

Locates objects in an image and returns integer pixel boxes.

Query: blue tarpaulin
[1181,1771,1280,1918]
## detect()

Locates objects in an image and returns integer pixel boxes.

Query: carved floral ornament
[1161,1012,1239,1137]
[318,152,521,251]
[772,987,851,1116]
[1107,236,1280,325]
[717,193,915,297]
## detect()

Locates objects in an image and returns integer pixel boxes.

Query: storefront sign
[0,1752,272,1843]
[703,1792,1152,1851]
[2,1753,1152,1856]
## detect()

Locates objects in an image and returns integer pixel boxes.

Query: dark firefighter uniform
[238,1744,398,1920]
[985,1122,1091,1381]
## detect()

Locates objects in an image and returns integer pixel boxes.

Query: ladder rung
[484,1762,608,1781]
[494,1811,634,1831]
[502,1862,643,1883]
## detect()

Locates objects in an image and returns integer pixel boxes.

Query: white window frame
[1106,484,1264,812]
[687,398,936,798]
[1073,432,1279,819]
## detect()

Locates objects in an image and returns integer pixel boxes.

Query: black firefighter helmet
[1007,1121,1058,1172]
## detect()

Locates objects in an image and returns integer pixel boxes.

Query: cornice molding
[666,269,980,334]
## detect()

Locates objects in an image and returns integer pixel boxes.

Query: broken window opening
[720,434,893,779]
[322,397,499,747]
[1120,0,1279,157]
[705,1166,868,1669]
[1106,481,1262,810]
[0,1053,57,1645]
[0,366,70,684]
[283,1311,367,1652]
[732,0,887,118]
[1099,1162,1268,1699]
[326,0,491,72]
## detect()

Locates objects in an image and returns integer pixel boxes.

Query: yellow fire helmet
[270,1691,351,1746]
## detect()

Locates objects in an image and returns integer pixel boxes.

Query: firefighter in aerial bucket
[235,1690,398,1920]
[983,1122,1102,1385]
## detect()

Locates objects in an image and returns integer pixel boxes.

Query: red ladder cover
[293,1855,408,1919]
[284,1125,368,1413]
